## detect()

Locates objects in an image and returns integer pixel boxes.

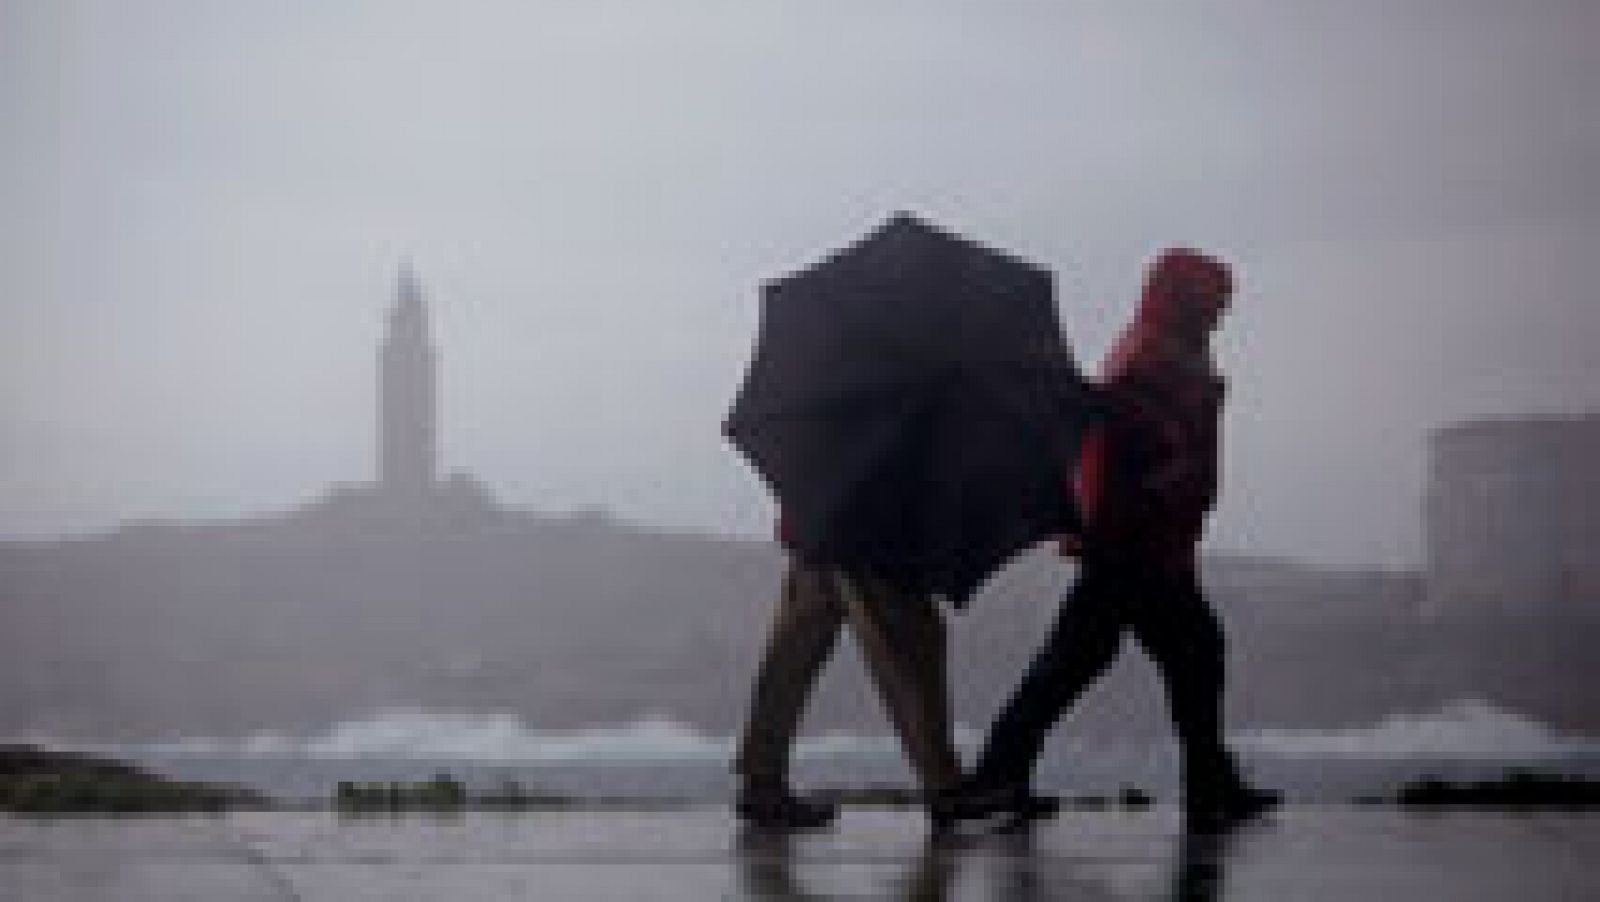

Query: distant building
[260,264,505,536]
[1424,415,1600,616]
[378,264,438,495]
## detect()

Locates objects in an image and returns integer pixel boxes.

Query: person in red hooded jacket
[957,247,1278,826]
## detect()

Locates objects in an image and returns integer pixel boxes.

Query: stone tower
[378,263,438,495]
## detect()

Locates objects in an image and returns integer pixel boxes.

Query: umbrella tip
[878,210,948,244]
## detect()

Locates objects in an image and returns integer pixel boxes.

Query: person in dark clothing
[957,247,1278,827]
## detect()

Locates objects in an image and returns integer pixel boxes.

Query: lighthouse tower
[378,263,438,496]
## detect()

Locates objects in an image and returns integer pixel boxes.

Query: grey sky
[2,0,1595,568]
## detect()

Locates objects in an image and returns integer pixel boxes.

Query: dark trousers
[973,551,1241,796]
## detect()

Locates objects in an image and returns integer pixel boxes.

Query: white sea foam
[119,709,731,761]
[88,709,964,762]
[1235,698,1600,759]
[26,699,1595,763]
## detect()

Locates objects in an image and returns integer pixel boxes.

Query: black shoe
[1184,785,1280,831]
[735,790,839,832]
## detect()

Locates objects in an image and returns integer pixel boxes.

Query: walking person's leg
[1130,560,1277,824]
[734,564,846,827]
[966,557,1130,801]
[831,571,961,798]
[1128,562,1232,787]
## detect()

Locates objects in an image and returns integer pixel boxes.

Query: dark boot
[1182,757,1280,830]
[1184,784,1280,831]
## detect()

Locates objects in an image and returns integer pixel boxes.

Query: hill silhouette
[2,498,1595,741]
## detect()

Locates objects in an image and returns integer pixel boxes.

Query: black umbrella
[724,213,1099,606]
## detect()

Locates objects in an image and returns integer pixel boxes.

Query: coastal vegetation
[333,774,580,811]
[1385,770,1600,808]
[0,744,262,813]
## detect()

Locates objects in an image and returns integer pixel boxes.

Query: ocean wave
[1234,698,1600,759]
[58,710,976,762]
[24,699,1597,763]
[126,710,732,761]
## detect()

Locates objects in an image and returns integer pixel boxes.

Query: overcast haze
[2,0,1596,569]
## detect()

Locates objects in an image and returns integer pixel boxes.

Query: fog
[2,0,1596,568]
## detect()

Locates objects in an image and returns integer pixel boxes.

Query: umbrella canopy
[725,213,1099,606]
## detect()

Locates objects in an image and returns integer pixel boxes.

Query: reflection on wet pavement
[2,806,1596,900]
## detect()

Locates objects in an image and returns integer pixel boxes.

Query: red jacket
[1068,355,1224,560]
[1065,248,1231,562]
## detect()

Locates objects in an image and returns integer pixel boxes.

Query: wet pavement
[1,805,1596,900]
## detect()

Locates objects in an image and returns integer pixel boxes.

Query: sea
[27,698,1600,805]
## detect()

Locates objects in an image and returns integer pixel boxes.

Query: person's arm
[1116,368,1191,495]
[1073,424,1107,526]
[1057,423,1103,557]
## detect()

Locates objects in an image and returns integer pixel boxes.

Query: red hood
[1102,247,1232,382]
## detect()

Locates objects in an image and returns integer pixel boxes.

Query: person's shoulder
[1112,343,1208,391]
